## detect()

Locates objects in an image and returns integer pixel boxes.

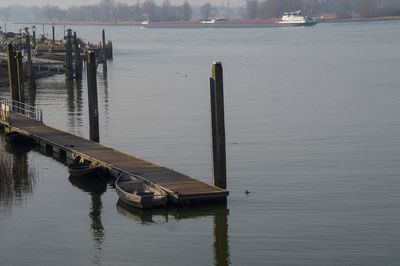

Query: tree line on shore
[1,0,400,23]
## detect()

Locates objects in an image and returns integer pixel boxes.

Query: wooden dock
[0,52,65,74]
[0,101,228,205]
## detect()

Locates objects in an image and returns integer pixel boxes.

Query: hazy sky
[0,0,237,8]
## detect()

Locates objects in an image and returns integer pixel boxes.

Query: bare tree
[246,0,259,19]
[200,3,212,20]
[181,0,192,21]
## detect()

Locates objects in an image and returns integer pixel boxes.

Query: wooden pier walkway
[0,52,64,74]
[0,104,228,205]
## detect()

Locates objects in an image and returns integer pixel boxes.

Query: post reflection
[66,80,75,131]
[117,202,231,266]
[68,175,108,250]
[75,80,84,136]
[65,80,84,136]
[100,72,109,128]
[0,133,36,209]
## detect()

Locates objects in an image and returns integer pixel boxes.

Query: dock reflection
[117,201,231,266]
[0,133,36,209]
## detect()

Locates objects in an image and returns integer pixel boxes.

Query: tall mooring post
[16,51,25,103]
[25,32,36,90]
[73,31,82,80]
[65,29,74,81]
[6,44,20,102]
[32,26,36,49]
[52,24,55,46]
[210,62,227,189]
[87,51,100,143]
[102,29,107,72]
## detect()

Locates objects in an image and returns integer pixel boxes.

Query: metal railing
[0,96,43,123]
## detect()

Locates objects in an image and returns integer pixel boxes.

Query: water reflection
[68,175,108,250]
[66,80,75,131]
[75,80,84,136]
[65,80,84,136]
[99,72,109,128]
[117,202,231,266]
[0,133,36,210]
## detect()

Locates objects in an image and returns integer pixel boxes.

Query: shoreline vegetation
[9,16,400,26]
[2,0,400,27]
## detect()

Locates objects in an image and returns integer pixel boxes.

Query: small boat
[201,18,229,24]
[277,10,318,26]
[68,158,100,178]
[115,173,167,209]
[5,132,21,143]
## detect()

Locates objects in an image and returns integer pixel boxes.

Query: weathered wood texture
[2,112,228,205]
[210,62,227,189]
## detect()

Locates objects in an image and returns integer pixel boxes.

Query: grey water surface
[1,21,400,265]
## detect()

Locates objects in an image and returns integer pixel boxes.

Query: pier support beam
[25,32,36,90]
[87,51,100,143]
[32,27,36,49]
[6,44,19,102]
[52,24,55,46]
[210,62,227,189]
[65,29,74,81]
[73,31,82,80]
[102,29,107,72]
[16,51,25,103]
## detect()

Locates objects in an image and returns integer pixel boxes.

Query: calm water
[1,21,400,265]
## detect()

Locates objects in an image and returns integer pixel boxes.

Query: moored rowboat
[115,173,167,209]
[68,157,101,178]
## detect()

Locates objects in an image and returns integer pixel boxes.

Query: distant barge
[140,11,318,28]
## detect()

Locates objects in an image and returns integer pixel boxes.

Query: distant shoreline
[9,16,400,27]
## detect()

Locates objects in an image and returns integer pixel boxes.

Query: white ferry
[278,10,317,26]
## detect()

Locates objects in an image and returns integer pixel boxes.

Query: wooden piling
[52,25,55,45]
[6,44,19,102]
[102,29,107,72]
[25,33,36,90]
[73,31,82,80]
[32,29,36,49]
[16,51,25,103]
[87,51,100,143]
[108,41,113,59]
[210,62,227,189]
[65,29,74,81]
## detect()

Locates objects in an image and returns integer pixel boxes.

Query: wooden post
[87,51,100,143]
[6,44,19,102]
[108,41,113,59]
[16,51,25,103]
[73,31,82,80]
[32,28,36,49]
[25,33,36,90]
[65,29,73,81]
[102,29,107,72]
[52,24,55,45]
[210,62,226,189]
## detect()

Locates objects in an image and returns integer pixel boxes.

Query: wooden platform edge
[2,117,229,204]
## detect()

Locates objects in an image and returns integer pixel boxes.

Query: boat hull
[5,132,22,143]
[116,188,154,209]
[68,163,100,178]
[115,173,167,209]
[277,21,318,27]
